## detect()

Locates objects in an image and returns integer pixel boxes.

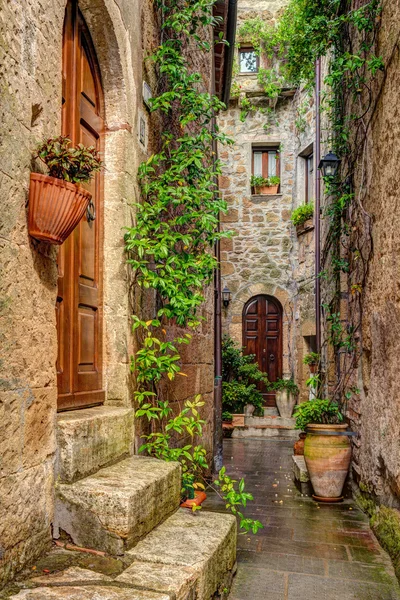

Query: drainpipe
[315,58,321,353]
[213,0,237,476]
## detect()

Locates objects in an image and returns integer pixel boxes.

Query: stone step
[263,407,279,416]
[126,508,237,600]
[245,415,295,428]
[232,424,298,439]
[54,456,181,555]
[57,406,135,483]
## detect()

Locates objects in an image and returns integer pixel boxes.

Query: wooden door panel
[58,0,104,411]
[243,295,282,407]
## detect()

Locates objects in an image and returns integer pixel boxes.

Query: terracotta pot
[254,184,280,195]
[276,389,296,418]
[181,490,207,509]
[309,364,317,374]
[28,173,91,245]
[232,414,245,427]
[293,432,307,456]
[304,424,351,499]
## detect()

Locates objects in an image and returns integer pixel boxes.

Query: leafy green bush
[293,399,343,431]
[250,175,280,189]
[291,203,314,227]
[36,136,102,184]
[222,336,268,414]
[270,378,299,395]
[303,352,319,366]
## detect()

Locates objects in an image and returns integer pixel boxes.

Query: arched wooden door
[243,295,282,406]
[57,0,105,410]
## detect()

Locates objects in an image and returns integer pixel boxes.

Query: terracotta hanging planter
[28,172,91,245]
[304,424,352,500]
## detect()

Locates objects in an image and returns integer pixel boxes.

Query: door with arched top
[242,295,283,406]
[57,0,105,410]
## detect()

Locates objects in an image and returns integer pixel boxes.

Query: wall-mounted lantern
[318,150,341,178]
[222,287,231,308]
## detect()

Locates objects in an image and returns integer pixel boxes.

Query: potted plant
[250,175,280,195]
[303,351,320,374]
[294,399,352,500]
[290,203,314,234]
[180,473,207,509]
[29,136,102,245]
[222,411,234,438]
[271,378,299,418]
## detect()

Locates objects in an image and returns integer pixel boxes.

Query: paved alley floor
[205,437,400,600]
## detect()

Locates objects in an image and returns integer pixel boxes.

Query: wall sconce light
[222,286,231,308]
[318,150,341,178]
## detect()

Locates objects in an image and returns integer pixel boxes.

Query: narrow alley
[206,439,400,600]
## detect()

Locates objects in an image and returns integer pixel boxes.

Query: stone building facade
[0,0,232,584]
[218,0,316,405]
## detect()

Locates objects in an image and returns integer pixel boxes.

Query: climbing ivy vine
[125,0,262,534]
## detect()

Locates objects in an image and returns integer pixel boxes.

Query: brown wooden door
[57,0,105,411]
[243,295,282,406]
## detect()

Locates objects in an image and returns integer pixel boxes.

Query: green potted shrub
[290,203,314,233]
[250,174,280,195]
[222,336,268,426]
[303,351,320,374]
[29,136,102,244]
[294,399,351,500]
[271,378,299,418]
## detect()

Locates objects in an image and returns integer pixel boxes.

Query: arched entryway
[242,295,283,406]
[57,0,105,410]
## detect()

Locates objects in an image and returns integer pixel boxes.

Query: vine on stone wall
[125,0,262,533]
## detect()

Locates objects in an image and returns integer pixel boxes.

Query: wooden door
[57,0,105,411]
[243,295,282,406]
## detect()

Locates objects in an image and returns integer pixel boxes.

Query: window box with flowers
[251,147,280,194]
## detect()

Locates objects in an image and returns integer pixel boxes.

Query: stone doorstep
[54,456,181,556]
[57,406,135,483]
[11,510,237,600]
[232,426,298,439]
[245,415,295,428]
[127,509,237,600]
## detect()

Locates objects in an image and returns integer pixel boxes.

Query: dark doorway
[242,295,283,406]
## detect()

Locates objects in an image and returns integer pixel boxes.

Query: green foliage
[214,467,263,534]
[250,175,280,189]
[222,336,267,414]
[293,399,343,431]
[291,203,314,227]
[36,136,102,184]
[303,352,319,366]
[127,0,261,534]
[271,378,299,396]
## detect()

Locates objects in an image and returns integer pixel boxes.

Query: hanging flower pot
[28,173,91,245]
[28,136,102,245]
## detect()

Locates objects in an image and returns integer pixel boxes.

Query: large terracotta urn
[276,389,296,418]
[304,424,351,499]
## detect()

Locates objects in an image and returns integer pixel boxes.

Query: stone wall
[340,0,400,508]
[218,0,316,398]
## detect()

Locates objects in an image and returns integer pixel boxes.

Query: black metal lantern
[318,150,341,178]
[222,286,231,308]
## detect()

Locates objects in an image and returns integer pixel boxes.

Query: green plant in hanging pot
[303,351,320,373]
[290,203,314,231]
[29,136,102,244]
[294,399,351,501]
[271,378,299,418]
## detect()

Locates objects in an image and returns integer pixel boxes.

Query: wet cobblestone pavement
[205,438,400,600]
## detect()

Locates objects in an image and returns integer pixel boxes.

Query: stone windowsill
[251,193,283,202]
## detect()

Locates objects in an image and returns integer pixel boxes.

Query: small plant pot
[309,364,318,374]
[180,490,207,509]
[293,432,307,456]
[304,424,352,499]
[28,173,92,245]
[254,185,279,195]
[232,414,245,427]
[276,390,296,418]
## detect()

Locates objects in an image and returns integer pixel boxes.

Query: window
[252,147,280,179]
[239,47,259,73]
[305,153,314,203]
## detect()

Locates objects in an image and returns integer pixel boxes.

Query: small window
[252,147,280,179]
[239,47,259,74]
[305,153,314,203]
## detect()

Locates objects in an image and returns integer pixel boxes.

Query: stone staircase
[24,406,238,600]
[232,407,298,439]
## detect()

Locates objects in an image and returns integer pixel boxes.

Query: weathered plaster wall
[0,0,155,584]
